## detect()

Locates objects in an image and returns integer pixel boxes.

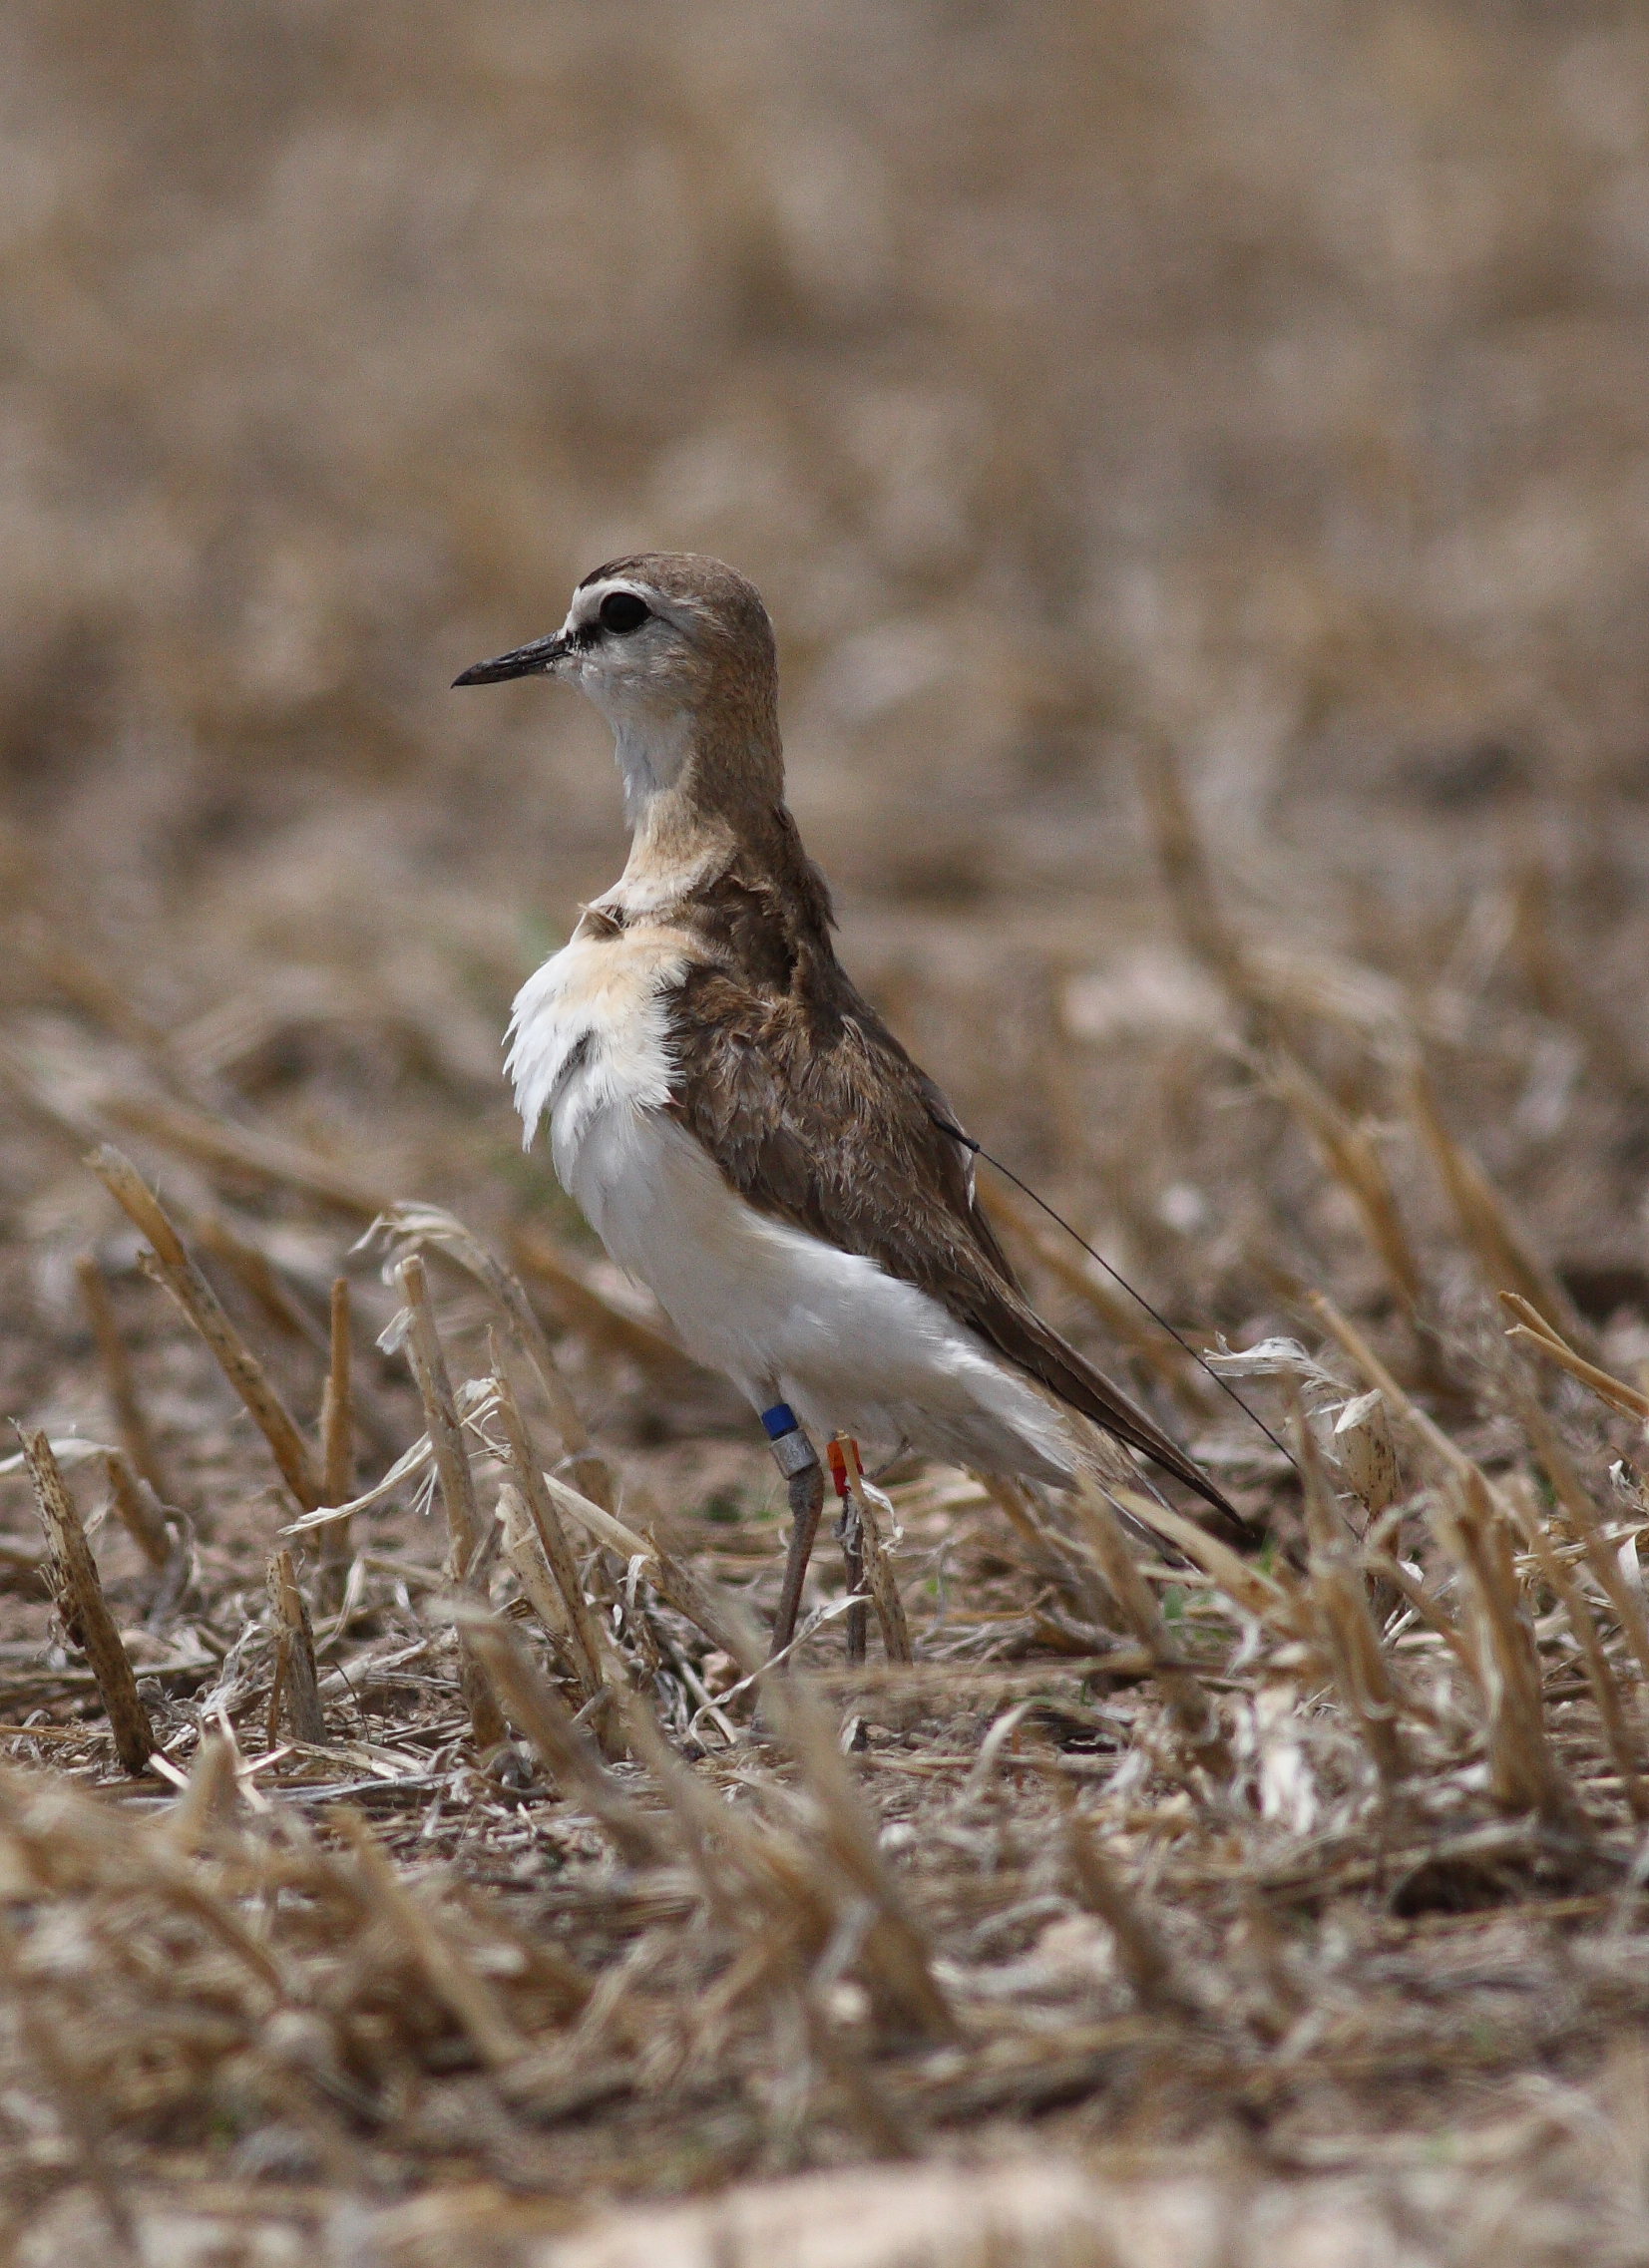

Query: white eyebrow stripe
[568,579,700,641]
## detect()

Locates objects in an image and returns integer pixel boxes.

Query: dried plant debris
[2,775,1649,2263]
[10,6,1649,2249]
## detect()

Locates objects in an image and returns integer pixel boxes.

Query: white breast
[509,930,1081,1482]
[507,922,690,1190]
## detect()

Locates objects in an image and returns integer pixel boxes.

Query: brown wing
[661,953,1247,1540]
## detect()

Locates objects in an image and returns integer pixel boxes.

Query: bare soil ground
[7,6,1649,2263]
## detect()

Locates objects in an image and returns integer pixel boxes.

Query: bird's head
[454,553,780,821]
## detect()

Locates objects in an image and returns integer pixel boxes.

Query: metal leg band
[760,1399,819,1478]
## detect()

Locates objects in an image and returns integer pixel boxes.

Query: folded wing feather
[660,949,1249,1543]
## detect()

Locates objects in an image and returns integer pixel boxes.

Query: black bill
[452,630,570,687]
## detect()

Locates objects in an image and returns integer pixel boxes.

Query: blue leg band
[760,1400,818,1477]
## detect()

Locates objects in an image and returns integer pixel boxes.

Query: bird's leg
[828,1437,868,1665]
[772,1462,825,1656]
[761,1400,823,1658]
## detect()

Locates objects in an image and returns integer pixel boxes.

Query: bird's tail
[993,1304,1256,1550]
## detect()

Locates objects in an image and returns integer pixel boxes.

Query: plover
[456,554,1243,1649]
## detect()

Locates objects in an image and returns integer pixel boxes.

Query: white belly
[508,933,1080,1482]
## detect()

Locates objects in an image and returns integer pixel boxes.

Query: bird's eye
[598,590,650,634]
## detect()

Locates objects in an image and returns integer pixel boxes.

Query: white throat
[576,675,724,917]
[581,677,695,823]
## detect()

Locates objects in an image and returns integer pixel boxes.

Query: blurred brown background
[11,13,1649,2239]
[5,0,1649,1316]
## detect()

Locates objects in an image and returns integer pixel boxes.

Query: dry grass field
[7,3,1649,2260]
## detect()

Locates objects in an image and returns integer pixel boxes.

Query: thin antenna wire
[933,1115,1301,1477]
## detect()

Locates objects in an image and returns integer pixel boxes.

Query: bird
[455,553,1246,1652]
